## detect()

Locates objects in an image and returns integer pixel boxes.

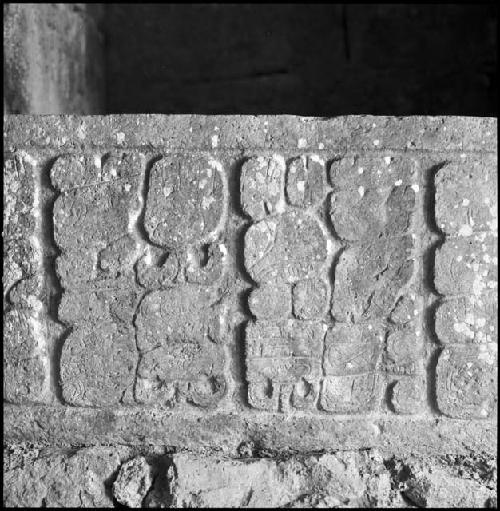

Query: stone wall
[3,115,498,507]
[3,3,104,114]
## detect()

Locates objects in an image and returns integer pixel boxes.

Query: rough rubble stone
[112,456,153,508]
[3,445,130,508]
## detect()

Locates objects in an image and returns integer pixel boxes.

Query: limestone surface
[3,115,498,508]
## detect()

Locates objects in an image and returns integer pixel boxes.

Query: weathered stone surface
[321,374,383,414]
[246,320,324,411]
[3,153,36,241]
[436,344,497,419]
[113,456,153,508]
[3,308,48,404]
[435,293,497,344]
[5,446,496,508]
[240,155,285,219]
[329,153,419,192]
[384,326,424,376]
[145,154,224,247]
[330,184,416,241]
[2,115,498,504]
[249,280,291,319]
[389,376,426,415]
[135,285,226,407]
[292,278,328,320]
[245,210,328,283]
[331,236,414,322]
[435,155,497,235]
[286,154,326,207]
[60,322,137,407]
[167,452,391,508]
[3,445,130,508]
[434,234,498,297]
[323,324,383,375]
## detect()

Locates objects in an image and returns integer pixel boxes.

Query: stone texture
[2,115,498,507]
[3,444,131,508]
[4,446,496,508]
[113,456,153,508]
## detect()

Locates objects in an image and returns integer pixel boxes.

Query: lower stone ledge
[4,405,497,456]
[3,443,497,508]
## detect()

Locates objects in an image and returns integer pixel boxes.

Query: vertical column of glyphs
[241,154,332,412]
[434,153,498,418]
[326,152,425,414]
[52,153,144,406]
[134,153,229,408]
[3,152,50,403]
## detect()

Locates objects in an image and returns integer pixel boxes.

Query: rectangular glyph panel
[3,115,497,454]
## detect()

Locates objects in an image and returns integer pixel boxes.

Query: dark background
[105,4,497,116]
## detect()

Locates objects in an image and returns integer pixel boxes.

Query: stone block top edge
[4,114,497,153]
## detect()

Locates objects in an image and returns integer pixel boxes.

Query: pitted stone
[60,321,137,406]
[144,154,224,247]
[4,308,48,403]
[136,285,222,352]
[240,155,285,219]
[286,154,326,207]
[329,153,418,192]
[58,287,141,326]
[185,243,224,285]
[324,324,384,376]
[330,185,415,241]
[390,376,425,415]
[246,319,324,411]
[384,327,424,376]
[136,249,179,290]
[434,234,498,297]
[3,240,38,303]
[135,341,226,408]
[248,281,291,320]
[3,153,36,241]
[321,374,383,414]
[244,210,328,284]
[435,158,498,236]
[436,344,498,419]
[435,294,497,344]
[332,236,414,322]
[292,278,328,320]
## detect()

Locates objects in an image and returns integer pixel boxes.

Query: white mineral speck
[358,186,365,198]
[373,139,380,146]
[211,134,219,148]
[458,224,473,237]
[462,198,470,206]
[384,156,392,165]
[116,132,125,144]
[394,180,402,186]
[358,167,364,174]
[318,143,324,150]
[411,184,420,193]
[298,138,307,149]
